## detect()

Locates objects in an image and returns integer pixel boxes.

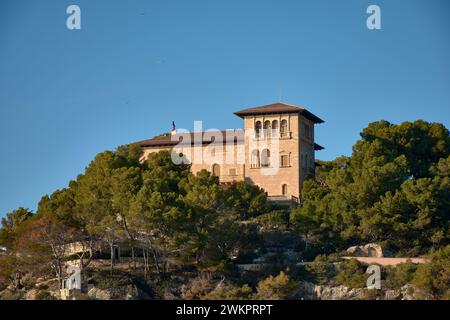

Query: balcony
[254,130,292,140]
[279,131,292,139]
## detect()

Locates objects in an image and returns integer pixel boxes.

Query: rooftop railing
[255,130,292,140]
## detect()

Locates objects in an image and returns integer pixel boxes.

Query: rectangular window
[229,168,236,176]
[281,155,289,167]
[303,123,311,140]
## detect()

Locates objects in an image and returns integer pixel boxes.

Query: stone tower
[234,103,324,201]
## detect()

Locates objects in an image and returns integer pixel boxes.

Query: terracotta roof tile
[134,130,244,148]
[134,103,324,148]
[314,143,324,151]
[234,102,324,124]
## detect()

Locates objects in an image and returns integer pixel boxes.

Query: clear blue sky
[0,0,449,216]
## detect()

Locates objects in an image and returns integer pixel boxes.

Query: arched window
[261,149,271,167]
[280,119,288,138]
[272,120,278,137]
[282,184,288,196]
[212,163,220,176]
[251,150,260,168]
[255,121,262,138]
[263,120,271,138]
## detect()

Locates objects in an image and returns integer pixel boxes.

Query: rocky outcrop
[399,284,416,300]
[314,285,368,300]
[296,281,415,300]
[297,282,369,300]
[88,284,151,300]
[346,243,391,258]
[25,289,38,300]
[88,287,112,300]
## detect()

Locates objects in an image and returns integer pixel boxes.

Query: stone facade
[136,103,324,200]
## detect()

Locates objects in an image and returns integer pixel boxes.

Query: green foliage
[1,120,449,299]
[413,245,450,299]
[75,146,143,229]
[181,277,216,300]
[292,120,450,254]
[129,150,189,253]
[359,120,450,179]
[0,208,33,248]
[334,259,368,288]
[111,167,142,218]
[385,262,418,290]
[90,269,133,290]
[255,271,298,299]
[127,152,256,271]
[224,181,268,220]
[304,255,336,285]
[176,170,240,269]
[253,210,289,231]
[203,283,254,300]
[37,183,79,227]
[0,255,18,289]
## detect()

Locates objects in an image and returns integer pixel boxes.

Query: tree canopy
[1,119,449,300]
[292,120,450,255]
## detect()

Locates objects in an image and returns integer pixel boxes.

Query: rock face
[87,284,151,300]
[88,287,112,300]
[25,289,38,300]
[400,284,416,300]
[346,243,388,258]
[384,289,402,300]
[297,282,369,300]
[314,285,366,300]
[296,281,414,300]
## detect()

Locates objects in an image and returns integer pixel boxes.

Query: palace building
[135,103,324,203]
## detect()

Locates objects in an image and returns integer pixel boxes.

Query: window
[255,121,262,138]
[251,150,260,168]
[303,123,311,140]
[229,168,236,176]
[280,119,288,138]
[302,153,312,169]
[263,120,271,138]
[282,184,288,196]
[261,149,271,167]
[212,164,220,176]
[280,154,289,167]
[272,120,279,137]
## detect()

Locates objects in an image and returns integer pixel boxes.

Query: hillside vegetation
[0,120,449,300]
